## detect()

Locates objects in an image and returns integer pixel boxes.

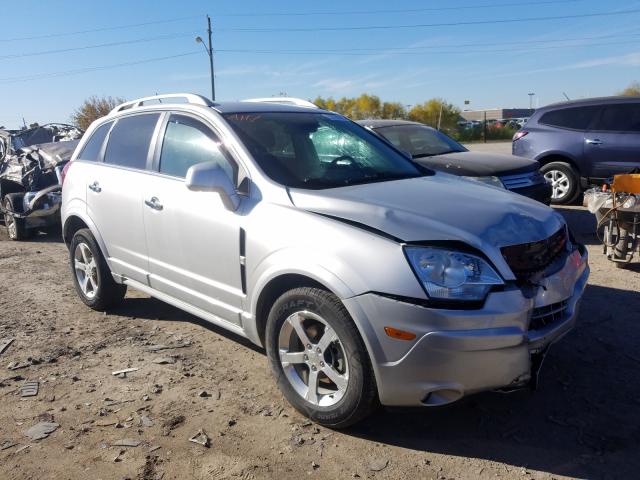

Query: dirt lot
[1,206,639,480]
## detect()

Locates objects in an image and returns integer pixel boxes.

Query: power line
[0,33,197,60]
[218,8,640,32]
[212,31,640,54]
[215,0,585,16]
[214,38,640,56]
[4,30,639,61]
[0,51,200,84]
[0,15,201,42]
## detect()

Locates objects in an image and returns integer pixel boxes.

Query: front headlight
[405,247,503,302]
[464,176,505,189]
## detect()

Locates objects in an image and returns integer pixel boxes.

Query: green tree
[381,101,407,119]
[408,99,461,131]
[619,81,640,96]
[71,95,125,130]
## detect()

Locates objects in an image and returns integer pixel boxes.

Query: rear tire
[69,228,126,310]
[265,287,379,428]
[3,193,29,241]
[541,162,580,205]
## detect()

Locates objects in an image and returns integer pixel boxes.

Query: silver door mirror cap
[185,161,240,211]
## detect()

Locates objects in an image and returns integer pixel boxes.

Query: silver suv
[61,94,589,428]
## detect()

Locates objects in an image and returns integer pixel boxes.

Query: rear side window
[77,121,112,161]
[104,114,160,169]
[539,106,599,130]
[594,104,640,132]
[159,114,237,181]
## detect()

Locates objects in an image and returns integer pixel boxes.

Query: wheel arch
[535,152,581,175]
[251,272,340,348]
[62,211,110,261]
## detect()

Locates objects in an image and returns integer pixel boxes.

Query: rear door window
[104,113,160,169]
[593,104,640,132]
[158,114,237,182]
[77,121,112,162]
[539,106,600,130]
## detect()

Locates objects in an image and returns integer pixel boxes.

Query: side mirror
[185,161,240,211]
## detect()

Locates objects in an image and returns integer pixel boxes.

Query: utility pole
[196,15,215,101]
[483,111,487,143]
[207,15,215,101]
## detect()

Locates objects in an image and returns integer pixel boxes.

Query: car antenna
[562,92,570,101]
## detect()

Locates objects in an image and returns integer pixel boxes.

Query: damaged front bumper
[343,245,589,407]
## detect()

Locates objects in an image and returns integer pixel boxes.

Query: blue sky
[1,0,639,128]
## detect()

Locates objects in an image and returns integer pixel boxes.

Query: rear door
[142,112,245,325]
[584,102,640,177]
[86,112,162,284]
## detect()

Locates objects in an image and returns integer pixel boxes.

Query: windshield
[374,124,466,158]
[223,112,424,189]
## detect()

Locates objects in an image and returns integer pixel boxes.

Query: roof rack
[241,97,318,109]
[110,93,214,115]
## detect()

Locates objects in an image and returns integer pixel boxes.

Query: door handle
[88,181,101,192]
[144,197,163,211]
[585,138,603,146]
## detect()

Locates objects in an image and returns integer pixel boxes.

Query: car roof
[537,95,639,112]
[211,101,329,114]
[356,119,431,129]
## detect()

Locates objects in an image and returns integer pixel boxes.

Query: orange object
[384,327,417,341]
[612,174,640,194]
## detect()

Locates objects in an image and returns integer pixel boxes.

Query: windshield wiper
[412,151,455,159]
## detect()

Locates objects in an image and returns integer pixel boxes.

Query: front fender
[243,247,355,344]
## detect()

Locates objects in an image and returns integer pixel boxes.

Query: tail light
[60,161,73,187]
[513,130,529,142]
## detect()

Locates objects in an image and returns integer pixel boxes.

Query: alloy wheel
[278,311,349,407]
[544,169,570,200]
[74,242,99,299]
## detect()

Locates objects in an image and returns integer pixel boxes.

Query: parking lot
[1,203,639,480]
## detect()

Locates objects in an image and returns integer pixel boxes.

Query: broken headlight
[405,246,503,301]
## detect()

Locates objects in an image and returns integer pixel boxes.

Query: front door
[142,113,244,325]
[584,102,640,178]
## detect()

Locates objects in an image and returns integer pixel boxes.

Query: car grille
[501,227,568,279]
[530,299,568,331]
[500,171,546,190]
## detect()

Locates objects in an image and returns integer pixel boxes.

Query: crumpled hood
[415,151,539,177]
[289,173,564,276]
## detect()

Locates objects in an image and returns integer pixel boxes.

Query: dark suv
[512,97,640,204]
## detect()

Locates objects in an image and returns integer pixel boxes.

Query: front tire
[265,287,378,428]
[541,162,580,204]
[70,228,126,310]
[3,193,29,241]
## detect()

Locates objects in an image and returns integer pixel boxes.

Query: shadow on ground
[555,207,599,246]
[110,296,262,353]
[108,283,640,479]
[345,283,640,479]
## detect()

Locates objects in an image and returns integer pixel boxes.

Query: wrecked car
[62,94,589,428]
[1,124,82,240]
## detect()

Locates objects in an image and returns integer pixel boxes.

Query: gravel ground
[0,206,639,480]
